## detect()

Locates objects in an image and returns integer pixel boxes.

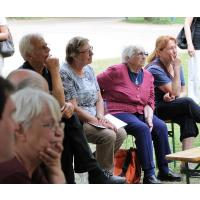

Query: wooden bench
[166,147,200,184]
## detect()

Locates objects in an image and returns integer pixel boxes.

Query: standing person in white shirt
[0,17,9,75]
[184,17,200,104]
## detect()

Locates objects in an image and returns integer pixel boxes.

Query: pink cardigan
[97,63,155,114]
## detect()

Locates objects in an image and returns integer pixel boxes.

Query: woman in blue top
[146,35,200,172]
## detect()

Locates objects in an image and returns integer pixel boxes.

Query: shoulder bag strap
[121,148,133,175]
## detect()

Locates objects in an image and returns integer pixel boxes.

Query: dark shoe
[143,175,161,184]
[88,169,126,184]
[157,169,182,182]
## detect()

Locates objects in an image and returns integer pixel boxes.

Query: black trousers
[156,97,199,141]
[61,114,98,183]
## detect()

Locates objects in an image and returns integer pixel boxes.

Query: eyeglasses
[41,121,65,132]
[136,51,148,56]
[79,46,93,54]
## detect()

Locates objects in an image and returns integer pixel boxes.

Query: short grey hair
[19,33,44,60]
[11,88,61,130]
[65,36,89,64]
[121,45,145,63]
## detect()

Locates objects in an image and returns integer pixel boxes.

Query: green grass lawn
[123,17,185,25]
[92,53,200,178]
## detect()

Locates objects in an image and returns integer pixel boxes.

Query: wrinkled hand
[97,114,108,124]
[39,143,63,167]
[89,117,117,132]
[145,117,153,132]
[62,102,74,119]
[39,143,65,183]
[163,92,175,102]
[45,55,60,73]
[101,120,117,132]
[96,114,117,131]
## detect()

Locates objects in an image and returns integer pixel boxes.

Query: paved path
[3,18,183,77]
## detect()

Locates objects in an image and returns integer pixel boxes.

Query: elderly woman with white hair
[0,88,65,183]
[97,45,181,184]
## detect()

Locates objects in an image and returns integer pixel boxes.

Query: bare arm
[144,105,153,132]
[159,57,181,98]
[184,17,195,56]
[96,91,105,119]
[160,84,186,102]
[45,56,65,107]
[0,25,9,41]
[69,95,116,130]
[171,57,181,97]
[45,56,74,119]
[69,98,99,124]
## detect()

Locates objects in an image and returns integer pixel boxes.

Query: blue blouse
[147,58,185,105]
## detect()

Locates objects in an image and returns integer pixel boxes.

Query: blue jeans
[114,113,171,177]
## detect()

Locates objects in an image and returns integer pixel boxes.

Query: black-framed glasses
[137,51,148,56]
[79,46,93,54]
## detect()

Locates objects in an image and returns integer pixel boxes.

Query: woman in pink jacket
[97,45,181,184]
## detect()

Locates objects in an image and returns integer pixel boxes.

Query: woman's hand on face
[39,143,63,166]
[39,143,65,183]
[163,92,175,102]
[171,56,181,68]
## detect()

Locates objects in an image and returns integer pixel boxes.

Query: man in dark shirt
[17,33,126,184]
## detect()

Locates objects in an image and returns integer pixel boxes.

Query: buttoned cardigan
[97,63,155,115]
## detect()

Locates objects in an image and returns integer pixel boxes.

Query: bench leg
[185,162,190,184]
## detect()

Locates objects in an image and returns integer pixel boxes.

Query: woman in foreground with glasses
[59,36,126,180]
[97,45,181,184]
[0,88,65,183]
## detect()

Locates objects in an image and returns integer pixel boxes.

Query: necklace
[135,75,139,85]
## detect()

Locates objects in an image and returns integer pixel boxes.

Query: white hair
[11,88,61,130]
[19,33,44,60]
[121,45,145,63]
